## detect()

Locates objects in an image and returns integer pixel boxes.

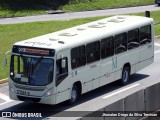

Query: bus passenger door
[55,53,70,104]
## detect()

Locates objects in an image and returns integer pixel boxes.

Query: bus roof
[14,15,153,52]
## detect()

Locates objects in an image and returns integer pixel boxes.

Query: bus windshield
[10,55,54,86]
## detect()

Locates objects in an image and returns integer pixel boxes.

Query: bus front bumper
[9,91,56,105]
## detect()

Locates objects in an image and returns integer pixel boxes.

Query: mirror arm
[4,50,12,56]
[3,50,12,66]
[4,50,12,57]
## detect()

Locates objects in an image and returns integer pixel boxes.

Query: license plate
[17,90,30,96]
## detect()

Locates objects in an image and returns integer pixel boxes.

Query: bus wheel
[121,66,130,85]
[68,85,78,105]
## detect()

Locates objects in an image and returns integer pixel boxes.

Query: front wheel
[68,85,79,105]
[120,67,130,85]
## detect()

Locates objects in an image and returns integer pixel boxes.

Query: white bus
[8,15,154,105]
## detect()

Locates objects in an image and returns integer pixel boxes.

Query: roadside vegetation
[0,10,160,80]
[63,0,154,12]
[0,0,155,18]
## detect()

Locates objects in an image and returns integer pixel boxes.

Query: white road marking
[102,83,140,99]
[0,93,11,102]
[154,50,160,54]
[155,43,160,47]
[0,93,13,106]
[0,101,12,106]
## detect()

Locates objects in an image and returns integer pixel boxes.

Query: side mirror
[3,57,7,67]
[61,59,66,68]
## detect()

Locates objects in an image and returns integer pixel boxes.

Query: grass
[63,0,154,12]
[0,0,155,17]
[0,10,160,80]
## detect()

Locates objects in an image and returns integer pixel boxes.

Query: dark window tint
[101,37,114,59]
[56,57,68,77]
[13,56,24,74]
[140,25,151,45]
[71,45,86,69]
[114,33,127,54]
[86,41,100,64]
[56,57,68,86]
[128,29,139,50]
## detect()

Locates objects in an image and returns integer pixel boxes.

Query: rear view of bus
[8,15,154,105]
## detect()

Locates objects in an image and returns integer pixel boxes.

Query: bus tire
[120,66,130,85]
[68,85,79,105]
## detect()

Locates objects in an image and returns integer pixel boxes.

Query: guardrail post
[145,11,150,18]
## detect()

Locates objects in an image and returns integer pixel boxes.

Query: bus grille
[14,84,46,91]
[17,96,41,103]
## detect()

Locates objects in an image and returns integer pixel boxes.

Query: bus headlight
[44,88,53,96]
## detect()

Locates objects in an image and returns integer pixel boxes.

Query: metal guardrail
[77,82,160,119]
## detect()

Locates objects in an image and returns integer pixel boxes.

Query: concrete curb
[47,10,65,14]
[155,35,160,39]
[0,78,8,84]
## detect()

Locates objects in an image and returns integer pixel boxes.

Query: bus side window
[71,45,86,69]
[114,33,127,54]
[101,37,114,59]
[56,57,68,83]
[140,25,151,45]
[128,29,139,50]
[86,41,100,64]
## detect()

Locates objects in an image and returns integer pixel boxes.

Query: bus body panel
[70,61,101,94]
[100,57,115,87]
[114,53,126,80]
[126,47,139,74]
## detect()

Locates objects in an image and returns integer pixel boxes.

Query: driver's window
[56,57,68,79]
[13,56,24,75]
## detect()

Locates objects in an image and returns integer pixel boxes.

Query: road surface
[0,5,160,24]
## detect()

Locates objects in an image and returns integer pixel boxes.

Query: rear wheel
[68,85,79,105]
[158,3,160,6]
[120,66,130,85]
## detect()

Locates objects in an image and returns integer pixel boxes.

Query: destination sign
[19,48,49,55]
[12,46,55,57]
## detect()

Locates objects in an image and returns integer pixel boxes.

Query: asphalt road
[0,39,160,120]
[0,5,160,24]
